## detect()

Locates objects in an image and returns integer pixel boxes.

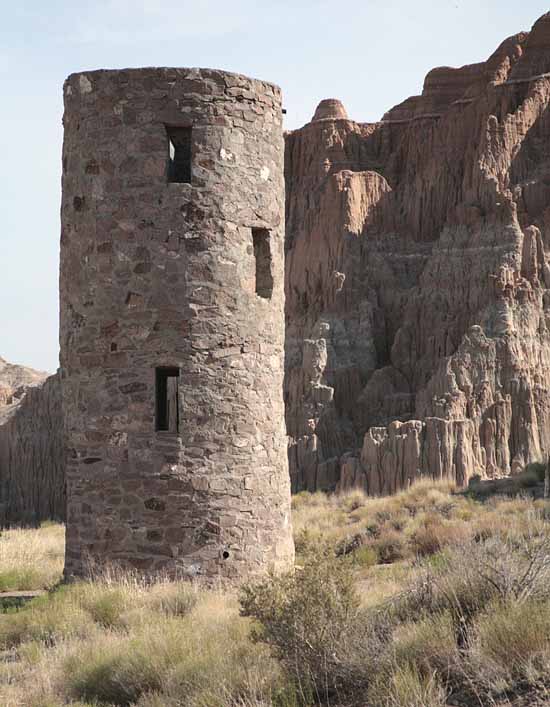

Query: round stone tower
[60,67,294,581]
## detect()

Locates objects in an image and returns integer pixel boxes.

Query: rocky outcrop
[0,357,48,410]
[0,361,64,525]
[285,12,550,493]
[338,418,485,495]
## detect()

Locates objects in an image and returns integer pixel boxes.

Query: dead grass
[0,522,64,591]
[0,578,286,707]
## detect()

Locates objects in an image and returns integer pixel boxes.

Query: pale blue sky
[1,0,548,373]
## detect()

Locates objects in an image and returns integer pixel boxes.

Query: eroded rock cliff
[0,356,48,408]
[0,361,65,525]
[285,13,550,493]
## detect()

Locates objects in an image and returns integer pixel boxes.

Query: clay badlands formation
[2,13,550,525]
[286,12,550,493]
[0,360,64,524]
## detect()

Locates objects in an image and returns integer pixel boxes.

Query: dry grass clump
[64,596,282,707]
[241,505,550,707]
[294,480,476,574]
[0,572,200,650]
[463,599,550,700]
[4,480,550,706]
[374,665,448,707]
[0,522,64,590]
[0,577,287,707]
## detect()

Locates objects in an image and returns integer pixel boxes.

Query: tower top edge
[64,67,282,94]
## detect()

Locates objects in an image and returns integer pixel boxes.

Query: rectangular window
[166,126,192,184]
[252,228,273,299]
[155,367,180,432]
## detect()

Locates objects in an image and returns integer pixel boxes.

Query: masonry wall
[60,67,294,580]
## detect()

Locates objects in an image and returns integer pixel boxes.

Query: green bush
[353,545,378,568]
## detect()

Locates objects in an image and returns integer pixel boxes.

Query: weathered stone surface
[0,357,48,409]
[311,99,349,122]
[285,12,550,493]
[0,369,65,525]
[337,417,484,495]
[60,67,293,581]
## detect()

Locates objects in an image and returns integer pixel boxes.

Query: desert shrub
[353,545,378,568]
[377,592,550,705]
[393,520,550,649]
[464,599,550,698]
[340,489,368,512]
[470,510,512,541]
[293,527,323,557]
[240,546,387,702]
[370,529,407,564]
[334,532,378,568]
[409,516,470,557]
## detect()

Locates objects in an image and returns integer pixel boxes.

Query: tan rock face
[0,357,48,412]
[311,99,349,122]
[285,12,550,493]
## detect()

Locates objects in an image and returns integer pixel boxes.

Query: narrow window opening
[155,367,180,432]
[252,228,273,299]
[166,126,192,184]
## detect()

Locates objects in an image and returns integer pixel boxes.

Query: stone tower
[60,67,294,581]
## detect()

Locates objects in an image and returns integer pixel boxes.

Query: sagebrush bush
[370,529,406,564]
[408,514,470,557]
[395,519,550,631]
[241,545,388,702]
[464,599,550,697]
